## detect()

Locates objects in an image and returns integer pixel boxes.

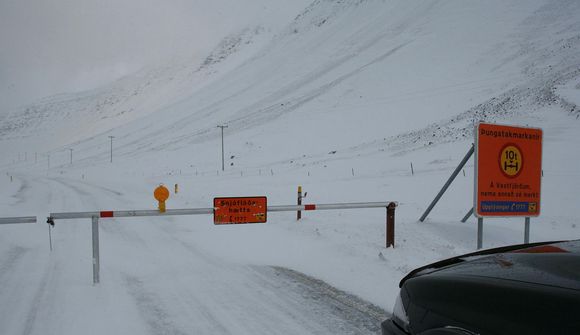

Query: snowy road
[0,176,387,335]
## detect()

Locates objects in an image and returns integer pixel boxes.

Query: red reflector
[100,211,114,218]
[305,204,316,211]
[514,245,568,254]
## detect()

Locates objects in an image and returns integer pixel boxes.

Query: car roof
[400,240,580,289]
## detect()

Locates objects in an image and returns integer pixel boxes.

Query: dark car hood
[406,240,580,291]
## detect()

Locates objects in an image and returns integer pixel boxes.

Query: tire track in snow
[20,262,59,335]
[124,275,193,335]
[0,246,28,283]
[270,266,387,323]
[0,237,55,335]
[251,266,388,334]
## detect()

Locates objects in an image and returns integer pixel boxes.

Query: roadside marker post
[48,200,397,285]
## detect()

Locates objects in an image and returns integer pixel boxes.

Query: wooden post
[297,186,302,221]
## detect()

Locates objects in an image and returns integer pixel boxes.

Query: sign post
[474,123,542,248]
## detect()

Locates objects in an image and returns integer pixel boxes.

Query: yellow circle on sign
[499,145,523,178]
[154,185,170,202]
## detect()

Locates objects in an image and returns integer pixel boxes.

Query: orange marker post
[154,185,170,213]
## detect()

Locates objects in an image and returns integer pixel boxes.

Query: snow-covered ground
[1,0,580,334]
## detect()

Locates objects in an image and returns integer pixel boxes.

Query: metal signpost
[474,122,543,249]
[419,145,474,222]
[48,200,397,285]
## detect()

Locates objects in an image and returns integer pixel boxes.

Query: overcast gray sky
[0,0,304,112]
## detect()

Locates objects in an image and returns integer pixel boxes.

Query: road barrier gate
[47,201,397,284]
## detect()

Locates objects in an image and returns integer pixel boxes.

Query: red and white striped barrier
[48,201,398,284]
[49,202,396,219]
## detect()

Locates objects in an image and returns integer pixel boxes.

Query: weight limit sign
[474,123,543,217]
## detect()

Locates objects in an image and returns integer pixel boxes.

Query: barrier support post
[386,202,396,248]
[297,186,302,221]
[92,216,100,284]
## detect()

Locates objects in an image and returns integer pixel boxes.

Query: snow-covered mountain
[2,0,579,165]
[1,1,579,334]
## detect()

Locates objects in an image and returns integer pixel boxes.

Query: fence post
[92,216,100,284]
[386,202,396,248]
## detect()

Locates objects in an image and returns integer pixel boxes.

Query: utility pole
[108,136,115,163]
[69,148,73,165]
[217,125,228,171]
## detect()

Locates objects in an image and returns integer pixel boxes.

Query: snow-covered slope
[3,0,580,166]
[1,1,580,334]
